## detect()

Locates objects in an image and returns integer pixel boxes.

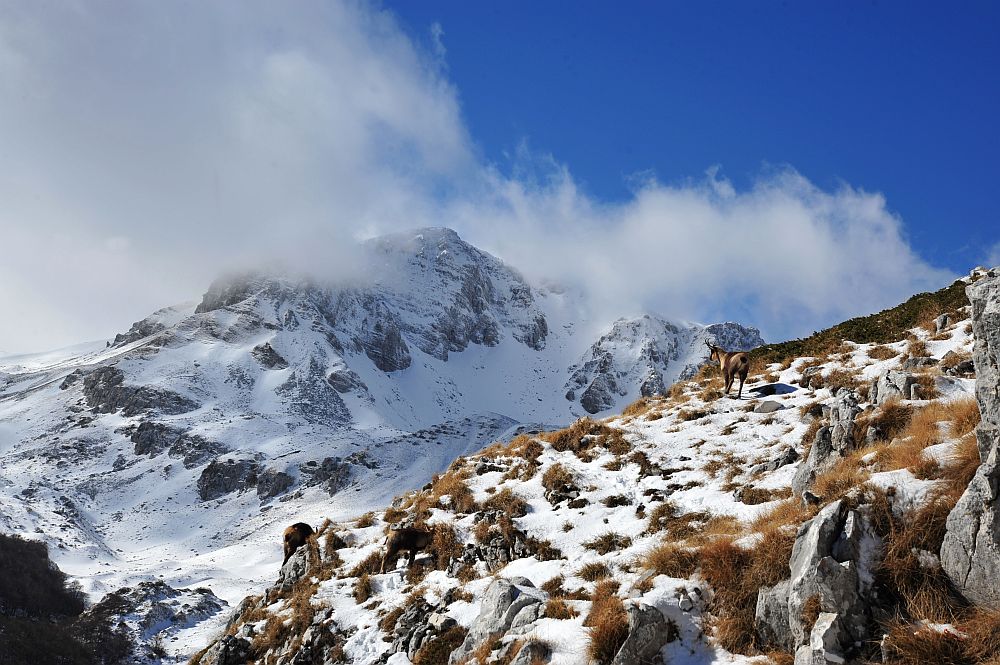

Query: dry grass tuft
[356,512,376,528]
[482,487,529,518]
[353,573,373,603]
[545,598,579,620]
[583,532,633,555]
[697,530,795,654]
[577,562,612,581]
[348,549,384,578]
[584,586,628,665]
[541,464,575,494]
[869,345,899,360]
[412,625,468,665]
[642,543,698,578]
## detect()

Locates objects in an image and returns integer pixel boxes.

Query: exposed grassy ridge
[750,279,969,366]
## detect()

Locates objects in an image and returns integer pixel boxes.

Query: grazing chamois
[706,340,750,399]
[380,527,433,574]
[282,522,315,566]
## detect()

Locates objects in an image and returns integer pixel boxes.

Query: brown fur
[282,522,315,566]
[707,342,750,399]
[380,527,433,573]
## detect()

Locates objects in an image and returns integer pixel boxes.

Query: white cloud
[0,1,955,352]
[985,241,1000,269]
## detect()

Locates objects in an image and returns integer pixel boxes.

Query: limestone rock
[250,342,288,369]
[449,578,544,664]
[610,603,674,665]
[755,400,785,414]
[197,459,261,501]
[870,370,916,405]
[941,271,1000,607]
[83,366,199,416]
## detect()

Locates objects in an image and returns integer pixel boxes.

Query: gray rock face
[274,357,352,426]
[870,370,917,405]
[198,635,251,665]
[256,468,294,500]
[565,316,764,414]
[83,366,199,416]
[299,456,354,496]
[276,544,314,592]
[751,447,799,476]
[250,342,288,369]
[130,421,229,468]
[755,400,785,414]
[327,368,368,393]
[610,603,674,665]
[197,459,261,501]
[792,391,862,496]
[942,269,1000,608]
[449,578,545,664]
[362,314,412,372]
[935,313,951,333]
[755,500,880,661]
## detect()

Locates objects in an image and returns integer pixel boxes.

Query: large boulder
[941,269,1000,608]
[610,603,674,665]
[869,370,917,405]
[755,500,880,663]
[82,366,199,416]
[449,578,545,664]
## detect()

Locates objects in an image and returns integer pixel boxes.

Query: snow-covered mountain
[0,227,761,660]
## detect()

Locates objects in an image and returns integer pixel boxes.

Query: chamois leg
[724,372,733,395]
[736,370,746,399]
[381,545,398,574]
[407,549,416,568]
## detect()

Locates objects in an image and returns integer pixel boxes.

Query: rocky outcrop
[250,342,288,369]
[130,421,229,468]
[86,580,227,663]
[274,357,352,425]
[256,468,294,501]
[327,368,368,393]
[362,316,412,372]
[792,391,862,496]
[449,578,545,664]
[197,458,261,501]
[299,456,354,496]
[942,269,1000,608]
[755,500,880,664]
[565,316,764,414]
[83,366,199,416]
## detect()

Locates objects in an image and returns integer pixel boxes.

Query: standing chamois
[706,340,750,399]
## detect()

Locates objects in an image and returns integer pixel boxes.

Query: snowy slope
[196,288,979,665]
[0,228,761,661]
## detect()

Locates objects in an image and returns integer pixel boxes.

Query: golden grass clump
[545,597,579,620]
[583,532,633,555]
[697,530,795,654]
[482,487,529,518]
[577,562,612,581]
[412,626,468,665]
[584,583,628,665]
[541,463,575,494]
[353,573,373,603]
[348,549,384,578]
[642,543,698,578]
[868,344,899,360]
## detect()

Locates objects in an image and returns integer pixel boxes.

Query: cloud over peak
[0,1,953,352]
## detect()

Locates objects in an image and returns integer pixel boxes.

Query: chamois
[282,522,315,566]
[706,340,750,399]
[380,526,433,573]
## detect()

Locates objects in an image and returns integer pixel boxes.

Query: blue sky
[0,1,997,351]
[390,1,1000,273]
